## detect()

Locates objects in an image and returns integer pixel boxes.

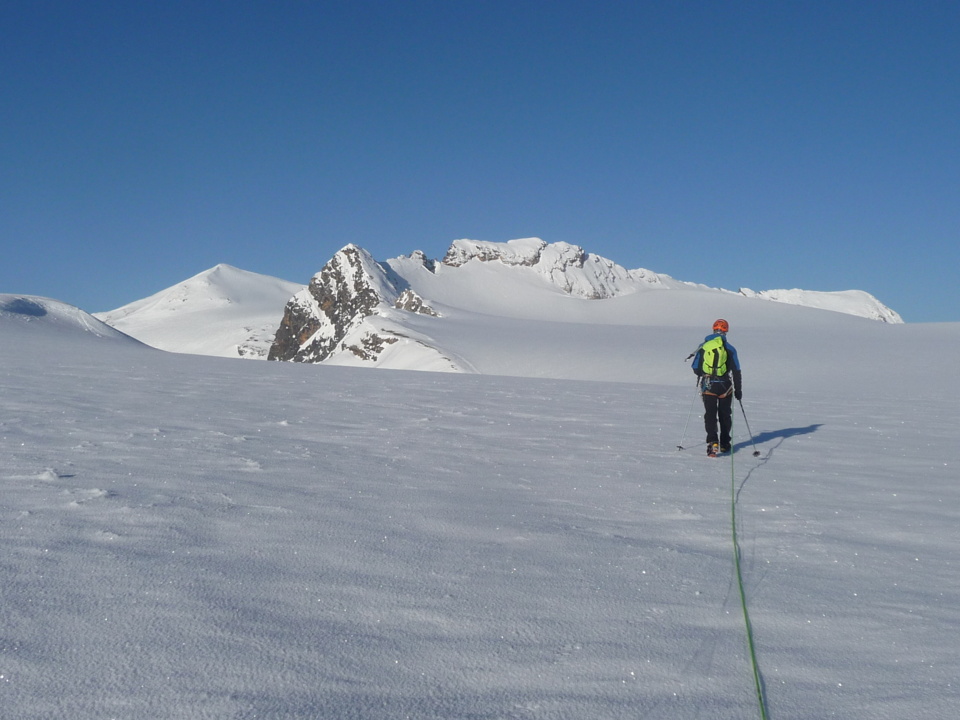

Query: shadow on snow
[734,423,822,453]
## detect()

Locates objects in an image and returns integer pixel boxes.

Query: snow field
[2,300,959,718]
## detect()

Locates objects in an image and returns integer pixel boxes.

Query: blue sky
[2,1,957,322]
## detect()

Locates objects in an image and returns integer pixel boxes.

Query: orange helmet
[712,318,729,333]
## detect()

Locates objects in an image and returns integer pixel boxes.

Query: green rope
[730,436,770,719]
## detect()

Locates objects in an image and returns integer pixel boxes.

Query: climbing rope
[730,433,770,719]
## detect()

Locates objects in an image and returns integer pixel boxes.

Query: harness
[701,376,733,398]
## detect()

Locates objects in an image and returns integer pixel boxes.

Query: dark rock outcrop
[394,289,438,316]
[268,245,439,364]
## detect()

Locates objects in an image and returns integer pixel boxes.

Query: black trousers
[702,392,733,447]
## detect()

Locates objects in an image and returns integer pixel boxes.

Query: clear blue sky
[3,1,958,322]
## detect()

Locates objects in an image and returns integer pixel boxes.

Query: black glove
[734,389,743,401]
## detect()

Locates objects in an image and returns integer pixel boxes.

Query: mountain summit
[95,264,302,358]
[268,245,444,366]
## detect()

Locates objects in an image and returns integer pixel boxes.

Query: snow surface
[2,292,959,719]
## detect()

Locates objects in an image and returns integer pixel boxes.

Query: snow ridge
[738,287,902,323]
[442,237,665,299]
[2,294,140,343]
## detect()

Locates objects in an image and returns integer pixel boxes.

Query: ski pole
[738,399,761,457]
[677,378,701,451]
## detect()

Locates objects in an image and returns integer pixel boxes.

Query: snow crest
[738,287,903,323]
[94,264,303,357]
[3,294,140,343]
[442,237,664,299]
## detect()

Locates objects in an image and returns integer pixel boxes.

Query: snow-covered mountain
[267,244,457,372]
[96,239,903,373]
[266,238,903,376]
[95,264,303,358]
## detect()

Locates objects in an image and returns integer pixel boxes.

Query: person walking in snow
[691,319,742,457]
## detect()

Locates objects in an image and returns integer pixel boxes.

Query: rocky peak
[442,238,547,267]
[268,245,437,364]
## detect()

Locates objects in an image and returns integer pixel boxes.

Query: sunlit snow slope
[95,264,303,358]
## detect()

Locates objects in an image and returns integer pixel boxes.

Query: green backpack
[700,336,728,376]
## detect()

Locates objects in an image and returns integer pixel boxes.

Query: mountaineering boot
[720,445,731,454]
[707,443,719,458]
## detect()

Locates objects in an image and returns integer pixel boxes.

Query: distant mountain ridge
[94,238,903,371]
[440,238,668,299]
